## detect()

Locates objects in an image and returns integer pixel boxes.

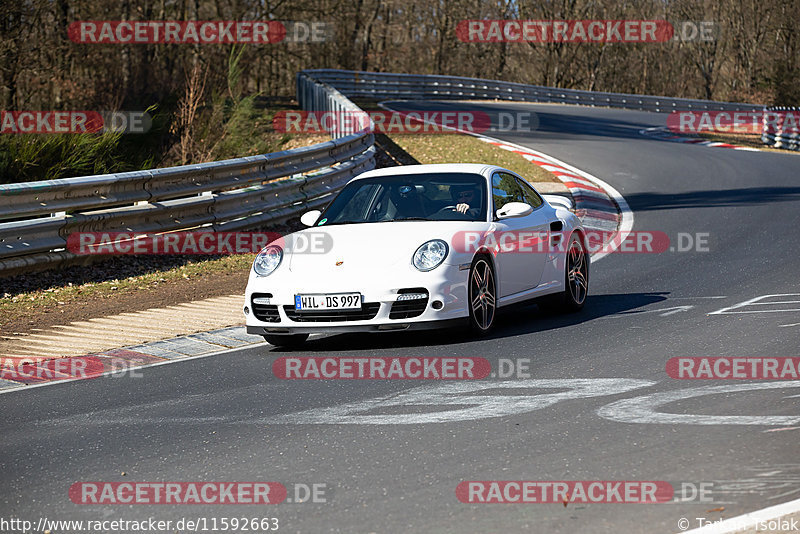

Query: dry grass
[391,134,558,183]
[0,255,253,329]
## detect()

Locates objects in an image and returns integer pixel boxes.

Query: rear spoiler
[542,194,574,211]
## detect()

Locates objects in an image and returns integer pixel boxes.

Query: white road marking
[669,296,727,300]
[709,294,800,315]
[602,305,694,319]
[597,382,800,425]
[260,379,656,424]
[756,470,785,477]
[660,306,694,316]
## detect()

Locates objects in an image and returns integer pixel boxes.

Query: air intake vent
[251,293,280,322]
[283,303,381,322]
[390,288,429,319]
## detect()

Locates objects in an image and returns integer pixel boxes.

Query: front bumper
[246,318,467,336]
[243,263,469,334]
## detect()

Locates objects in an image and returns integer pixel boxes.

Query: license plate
[295,293,362,311]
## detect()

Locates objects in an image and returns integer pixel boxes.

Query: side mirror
[300,210,322,227]
[496,202,533,219]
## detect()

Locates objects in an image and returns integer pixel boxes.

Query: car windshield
[316,173,488,225]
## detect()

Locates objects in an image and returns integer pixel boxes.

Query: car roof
[353,163,507,181]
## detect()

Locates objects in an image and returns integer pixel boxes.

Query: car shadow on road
[624,186,800,211]
[265,292,670,352]
[490,291,670,339]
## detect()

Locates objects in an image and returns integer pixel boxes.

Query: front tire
[468,256,497,335]
[263,334,309,348]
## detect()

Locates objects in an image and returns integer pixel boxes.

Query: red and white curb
[377,100,632,262]
[475,135,633,262]
[640,126,761,151]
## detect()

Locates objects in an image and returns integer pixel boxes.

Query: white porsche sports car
[244,164,588,347]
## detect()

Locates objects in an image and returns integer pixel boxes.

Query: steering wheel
[435,205,458,214]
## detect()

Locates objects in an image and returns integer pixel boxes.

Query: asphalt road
[2,102,800,533]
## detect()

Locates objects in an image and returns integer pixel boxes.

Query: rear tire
[540,233,589,313]
[263,334,309,348]
[468,256,497,335]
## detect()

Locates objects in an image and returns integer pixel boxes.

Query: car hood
[286,221,473,275]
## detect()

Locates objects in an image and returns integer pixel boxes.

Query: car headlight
[413,239,448,271]
[253,246,283,277]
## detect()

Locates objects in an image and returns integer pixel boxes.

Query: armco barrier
[300,69,762,114]
[0,81,374,275]
[302,70,800,151]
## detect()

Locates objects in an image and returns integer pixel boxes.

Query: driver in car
[451,184,482,217]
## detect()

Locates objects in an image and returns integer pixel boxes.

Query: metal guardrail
[762,107,800,151]
[305,69,800,151]
[297,73,372,138]
[302,69,763,114]
[0,78,375,275]
[0,68,782,276]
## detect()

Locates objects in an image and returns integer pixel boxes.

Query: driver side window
[492,172,525,213]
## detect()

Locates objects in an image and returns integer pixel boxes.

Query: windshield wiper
[391,217,429,222]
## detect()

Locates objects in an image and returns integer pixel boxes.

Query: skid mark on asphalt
[639,126,762,151]
[710,294,800,315]
[600,305,694,319]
